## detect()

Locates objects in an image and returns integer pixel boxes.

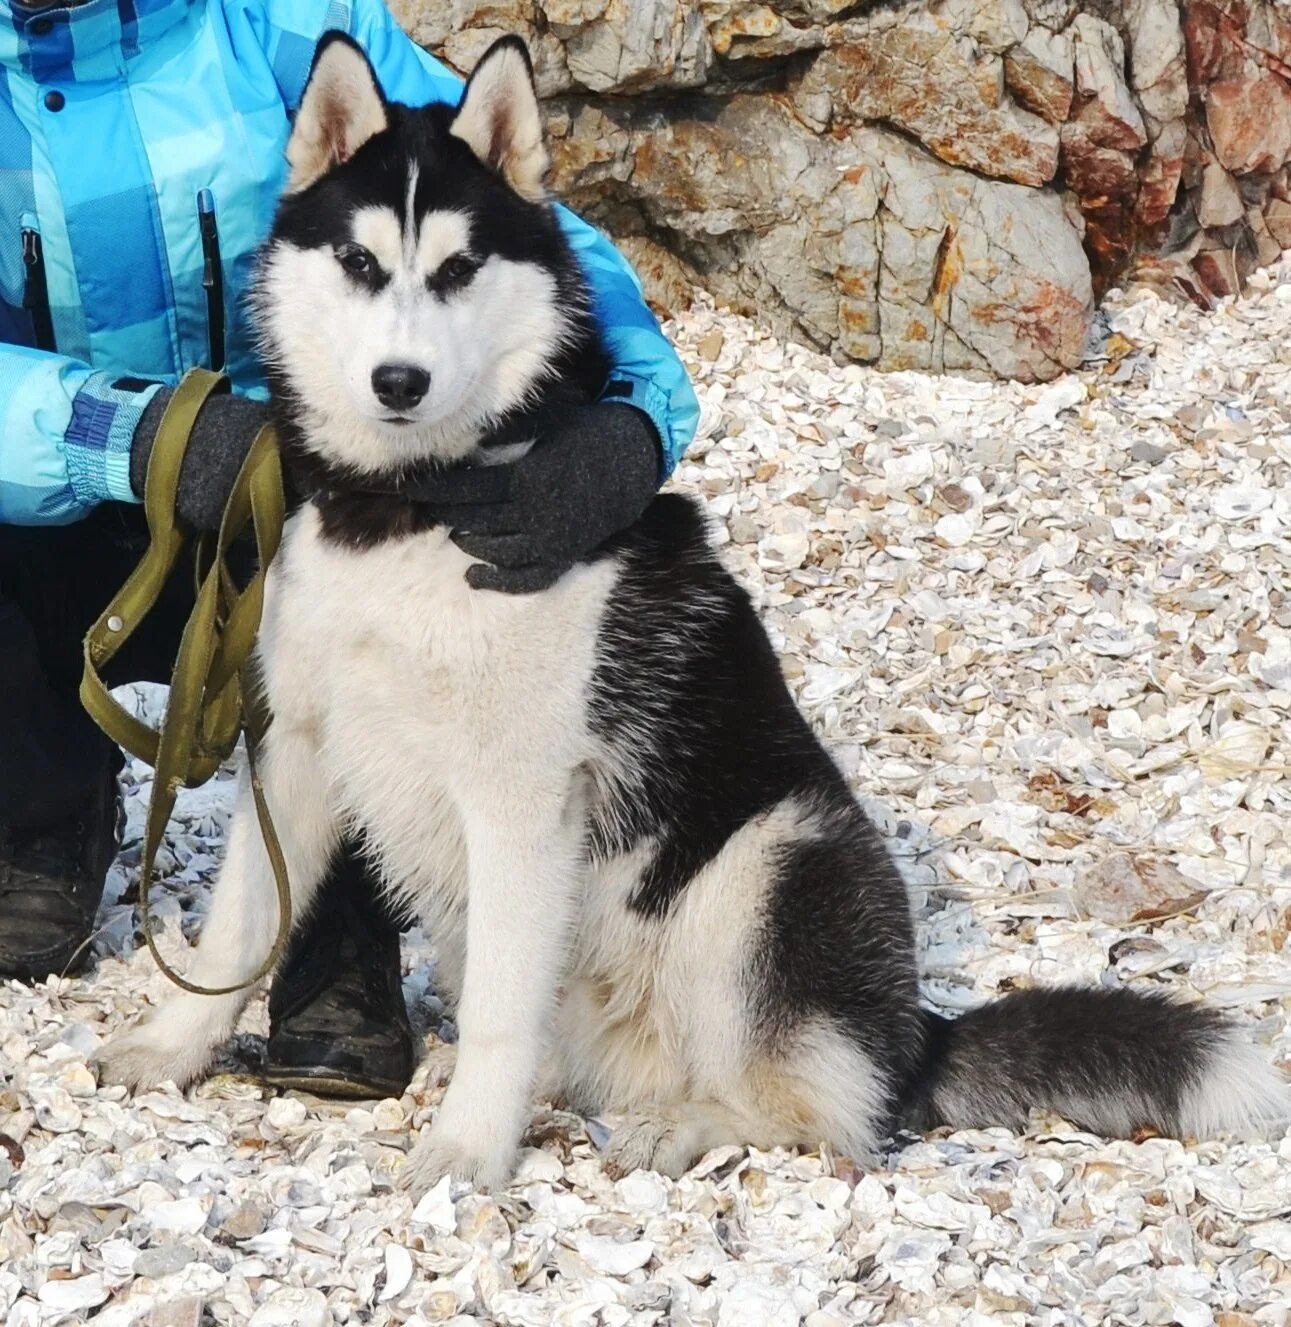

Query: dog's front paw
[96,1013,215,1093]
[400,1122,516,1197]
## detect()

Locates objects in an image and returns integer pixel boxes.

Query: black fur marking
[911,986,1231,1135]
[899,1010,957,1131]
[308,488,447,549]
[587,499,924,1092]
[584,500,1252,1136]
[427,253,482,298]
[335,242,390,293]
[762,804,924,1093]
[587,497,833,916]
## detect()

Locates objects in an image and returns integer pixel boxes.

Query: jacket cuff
[599,373,675,479]
[64,373,163,507]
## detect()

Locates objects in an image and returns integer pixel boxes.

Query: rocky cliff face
[390,0,1291,381]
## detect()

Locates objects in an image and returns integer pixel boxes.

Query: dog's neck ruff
[280,408,545,550]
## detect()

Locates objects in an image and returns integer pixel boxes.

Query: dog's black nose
[372,363,430,411]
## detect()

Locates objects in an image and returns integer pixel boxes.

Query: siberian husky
[101,33,1287,1190]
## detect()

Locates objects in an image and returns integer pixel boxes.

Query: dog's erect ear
[286,33,389,193]
[450,36,548,202]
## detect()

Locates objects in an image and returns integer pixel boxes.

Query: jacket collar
[0,0,196,84]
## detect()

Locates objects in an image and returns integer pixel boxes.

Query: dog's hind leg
[402,782,586,1194]
[99,721,339,1092]
[600,1021,890,1179]
[601,1102,750,1179]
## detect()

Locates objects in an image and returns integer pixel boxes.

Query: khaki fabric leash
[80,369,292,996]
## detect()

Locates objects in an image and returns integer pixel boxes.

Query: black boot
[264,846,414,1098]
[0,764,122,982]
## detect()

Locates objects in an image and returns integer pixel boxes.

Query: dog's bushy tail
[905,987,1287,1139]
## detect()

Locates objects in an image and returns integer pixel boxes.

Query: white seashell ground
[3,258,1291,1326]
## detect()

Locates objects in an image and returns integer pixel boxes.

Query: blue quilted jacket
[0,0,698,524]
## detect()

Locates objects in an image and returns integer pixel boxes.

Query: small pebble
[133,1242,196,1279]
[217,1202,268,1241]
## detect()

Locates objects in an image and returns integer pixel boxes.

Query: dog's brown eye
[440,254,478,284]
[337,245,374,275]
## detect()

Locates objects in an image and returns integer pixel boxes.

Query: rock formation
[391,0,1291,380]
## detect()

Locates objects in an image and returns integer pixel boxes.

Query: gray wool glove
[407,402,663,594]
[129,387,271,532]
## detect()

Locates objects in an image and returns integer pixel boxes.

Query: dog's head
[254,33,589,476]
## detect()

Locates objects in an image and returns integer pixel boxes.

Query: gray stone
[794,10,1060,187]
[1070,15,1147,150]
[216,1201,268,1241]
[133,1243,196,1279]
[1124,0,1188,124]
[706,1,831,61]
[808,471,841,501]
[144,1300,204,1327]
[1005,26,1075,124]
[550,95,1091,379]
[556,0,712,93]
[1130,438,1169,465]
[1198,162,1244,229]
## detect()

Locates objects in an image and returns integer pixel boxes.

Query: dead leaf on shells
[1074,852,1209,925]
[1048,829,1085,848]
[1272,906,1291,953]
[1025,771,1104,817]
[1102,332,1138,367]
[523,1110,583,1163]
[1198,723,1270,780]
[1130,890,1210,924]
[827,1151,866,1187]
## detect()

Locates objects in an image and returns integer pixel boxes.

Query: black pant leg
[0,505,254,827]
[0,593,115,828]
[0,507,174,828]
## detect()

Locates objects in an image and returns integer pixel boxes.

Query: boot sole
[260,1064,408,1100]
[0,941,92,984]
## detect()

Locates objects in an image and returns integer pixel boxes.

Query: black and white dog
[101,34,1287,1191]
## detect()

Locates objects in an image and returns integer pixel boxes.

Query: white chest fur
[259,508,618,906]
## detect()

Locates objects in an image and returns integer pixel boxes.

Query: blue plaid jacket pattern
[0,0,699,524]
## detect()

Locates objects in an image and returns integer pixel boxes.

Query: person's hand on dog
[130,387,271,532]
[418,403,662,593]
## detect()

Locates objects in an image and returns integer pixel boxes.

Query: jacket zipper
[21,227,55,352]
[197,189,225,371]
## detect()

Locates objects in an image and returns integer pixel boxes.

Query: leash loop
[80,369,291,996]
